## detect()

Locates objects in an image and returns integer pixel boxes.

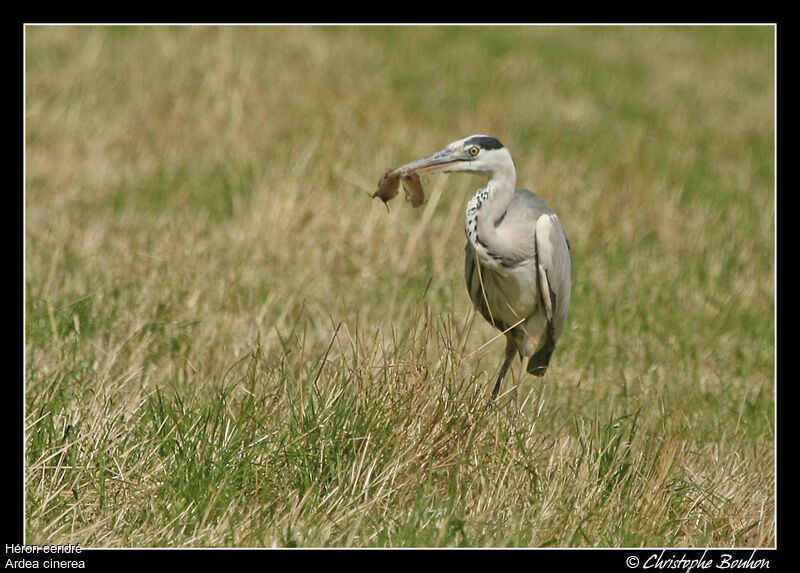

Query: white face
[446,142,512,176]
[397,135,513,177]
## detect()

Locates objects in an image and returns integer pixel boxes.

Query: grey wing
[508,189,571,339]
[533,211,572,344]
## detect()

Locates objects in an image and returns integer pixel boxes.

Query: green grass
[25,25,774,547]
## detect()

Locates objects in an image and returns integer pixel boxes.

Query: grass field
[24,25,774,548]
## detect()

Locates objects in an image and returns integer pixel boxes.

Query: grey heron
[394,135,572,398]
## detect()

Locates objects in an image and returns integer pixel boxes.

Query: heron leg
[511,356,527,412]
[491,337,517,399]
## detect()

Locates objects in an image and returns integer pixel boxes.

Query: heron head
[396,135,515,179]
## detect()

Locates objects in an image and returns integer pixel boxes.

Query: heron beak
[396,147,468,175]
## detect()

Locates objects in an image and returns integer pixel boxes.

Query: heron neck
[474,168,516,250]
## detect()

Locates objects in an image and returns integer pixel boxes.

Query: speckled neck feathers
[464,162,517,269]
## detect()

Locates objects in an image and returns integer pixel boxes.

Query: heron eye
[469,146,479,156]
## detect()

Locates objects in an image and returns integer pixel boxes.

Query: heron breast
[473,260,539,329]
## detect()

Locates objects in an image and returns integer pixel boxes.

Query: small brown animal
[401,173,425,208]
[370,170,400,204]
[370,168,426,209]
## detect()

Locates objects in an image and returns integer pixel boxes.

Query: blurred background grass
[25,25,774,547]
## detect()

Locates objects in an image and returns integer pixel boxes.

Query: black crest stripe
[465,136,504,150]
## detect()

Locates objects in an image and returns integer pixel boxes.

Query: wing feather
[534,213,572,340]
